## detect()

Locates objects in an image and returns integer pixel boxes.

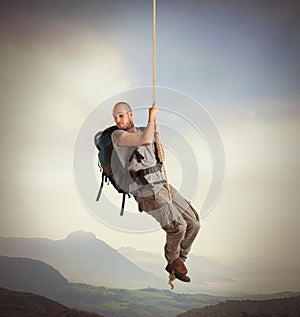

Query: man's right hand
[149,103,159,123]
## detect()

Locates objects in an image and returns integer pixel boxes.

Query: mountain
[1,231,236,293]
[0,231,165,289]
[1,232,298,295]
[118,247,236,281]
[0,254,221,316]
[0,255,70,299]
[117,247,300,296]
[0,287,105,317]
[0,255,299,317]
[177,295,300,317]
[118,247,237,293]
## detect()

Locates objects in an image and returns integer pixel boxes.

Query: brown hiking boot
[172,257,188,275]
[165,258,191,283]
[174,272,191,283]
[165,264,191,283]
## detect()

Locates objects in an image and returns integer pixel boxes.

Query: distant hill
[0,287,105,317]
[0,254,221,316]
[1,231,299,295]
[118,247,236,293]
[0,255,299,317]
[177,295,300,317]
[0,254,222,316]
[0,255,70,299]
[0,231,164,289]
[118,246,236,281]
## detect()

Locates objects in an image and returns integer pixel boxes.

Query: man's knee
[177,220,188,237]
[194,218,201,234]
[188,204,201,234]
[196,217,201,229]
[163,218,187,237]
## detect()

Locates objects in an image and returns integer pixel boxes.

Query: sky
[0,0,300,293]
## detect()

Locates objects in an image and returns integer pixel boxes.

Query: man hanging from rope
[111,101,200,286]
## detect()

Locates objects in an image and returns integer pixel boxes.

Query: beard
[118,120,134,130]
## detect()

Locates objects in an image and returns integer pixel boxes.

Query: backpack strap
[120,193,131,216]
[96,173,105,201]
[96,173,130,217]
[120,193,126,216]
[129,163,162,185]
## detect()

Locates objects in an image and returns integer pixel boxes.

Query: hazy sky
[0,0,299,292]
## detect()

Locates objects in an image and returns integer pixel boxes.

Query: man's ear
[128,111,133,119]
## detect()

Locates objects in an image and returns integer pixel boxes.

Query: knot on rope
[168,270,176,290]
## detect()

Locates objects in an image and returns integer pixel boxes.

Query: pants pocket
[185,199,200,221]
[162,216,185,232]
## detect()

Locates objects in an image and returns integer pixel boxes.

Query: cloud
[0,8,132,160]
[0,7,133,238]
[204,115,300,263]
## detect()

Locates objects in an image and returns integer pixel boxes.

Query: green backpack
[94,126,130,216]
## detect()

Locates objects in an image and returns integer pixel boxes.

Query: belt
[129,163,163,185]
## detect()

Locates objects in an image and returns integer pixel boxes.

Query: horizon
[1,258,299,317]
[1,229,299,296]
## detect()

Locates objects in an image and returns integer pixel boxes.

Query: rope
[168,271,176,290]
[152,0,172,202]
[152,0,156,103]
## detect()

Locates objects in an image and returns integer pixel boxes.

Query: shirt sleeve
[111,130,125,147]
[113,123,155,147]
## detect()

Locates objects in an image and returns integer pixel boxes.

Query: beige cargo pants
[135,183,200,264]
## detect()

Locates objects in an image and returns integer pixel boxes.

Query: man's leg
[170,189,200,263]
[162,217,191,282]
[135,184,191,281]
[162,217,187,264]
[179,204,200,262]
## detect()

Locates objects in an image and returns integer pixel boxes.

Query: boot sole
[165,265,191,283]
[165,264,188,275]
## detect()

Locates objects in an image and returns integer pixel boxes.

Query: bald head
[112,102,132,117]
[112,101,134,129]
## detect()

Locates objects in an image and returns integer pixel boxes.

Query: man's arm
[116,104,159,147]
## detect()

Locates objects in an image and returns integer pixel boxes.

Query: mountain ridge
[0,254,299,317]
[0,287,105,317]
[0,255,70,298]
[177,295,300,317]
[0,231,165,289]
[1,231,299,295]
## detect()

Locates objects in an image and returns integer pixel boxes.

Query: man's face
[113,106,133,130]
